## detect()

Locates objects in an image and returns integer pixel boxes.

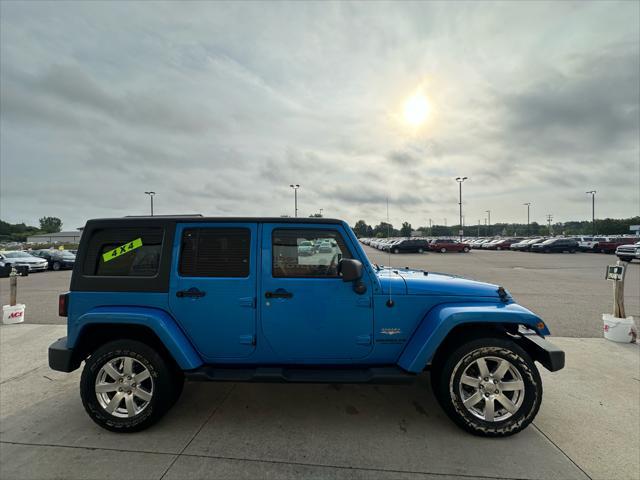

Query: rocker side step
[184,366,416,384]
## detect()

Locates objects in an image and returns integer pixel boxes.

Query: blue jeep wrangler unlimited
[49,217,564,436]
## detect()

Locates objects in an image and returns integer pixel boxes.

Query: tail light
[58,293,69,317]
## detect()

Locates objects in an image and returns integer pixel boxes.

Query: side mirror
[339,258,363,282]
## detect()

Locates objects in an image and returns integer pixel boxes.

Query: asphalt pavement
[1,323,638,480]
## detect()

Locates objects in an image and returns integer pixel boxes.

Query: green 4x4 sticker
[102,238,143,263]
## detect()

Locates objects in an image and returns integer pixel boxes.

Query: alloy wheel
[458,355,525,422]
[95,356,154,418]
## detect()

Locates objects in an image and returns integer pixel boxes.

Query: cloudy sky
[1,1,638,231]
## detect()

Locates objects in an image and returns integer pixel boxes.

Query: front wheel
[394,248,400,254]
[463,247,470,253]
[418,248,424,253]
[440,247,447,253]
[432,337,542,437]
[80,339,182,432]
[52,261,61,271]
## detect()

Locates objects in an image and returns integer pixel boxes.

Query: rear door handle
[265,290,293,299]
[176,287,206,298]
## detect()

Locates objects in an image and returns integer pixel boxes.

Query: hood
[376,267,504,298]
[10,256,46,264]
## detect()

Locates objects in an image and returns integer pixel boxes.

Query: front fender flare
[398,302,548,373]
[69,306,203,370]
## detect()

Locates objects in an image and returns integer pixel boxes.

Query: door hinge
[356,297,372,308]
[238,297,256,308]
[239,335,256,345]
[356,334,372,345]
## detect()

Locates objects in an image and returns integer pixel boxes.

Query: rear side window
[179,228,250,277]
[85,228,163,277]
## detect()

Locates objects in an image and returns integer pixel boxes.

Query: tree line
[352,216,640,238]
[0,217,63,242]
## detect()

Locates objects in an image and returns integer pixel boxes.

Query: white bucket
[603,314,637,343]
[2,304,25,325]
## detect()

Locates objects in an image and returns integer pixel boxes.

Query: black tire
[52,261,61,271]
[394,248,400,254]
[431,337,542,437]
[569,249,576,254]
[80,339,180,433]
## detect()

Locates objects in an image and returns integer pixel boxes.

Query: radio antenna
[386,195,394,307]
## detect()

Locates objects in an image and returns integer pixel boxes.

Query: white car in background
[0,251,49,272]
[574,236,598,251]
[616,242,640,262]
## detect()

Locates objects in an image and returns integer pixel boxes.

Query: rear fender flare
[69,306,203,370]
[398,302,548,373]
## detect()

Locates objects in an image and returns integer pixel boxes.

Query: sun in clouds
[402,90,431,127]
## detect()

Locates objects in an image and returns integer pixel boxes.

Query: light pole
[455,177,468,241]
[485,210,491,236]
[289,184,300,218]
[144,191,156,216]
[428,218,432,236]
[523,203,531,236]
[586,191,596,235]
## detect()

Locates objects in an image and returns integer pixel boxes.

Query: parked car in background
[593,237,638,254]
[383,238,430,254]
[32,249,76,270]
[0,251,49,272]
[470,239,492,249]
[428,239,471,253]
[574,236,597,251]
[483,238,523,251]
[616,242,640,262]
[297,241,314,256]
[530,238,579,253]
[510,238,545,251]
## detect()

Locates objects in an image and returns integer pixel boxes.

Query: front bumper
[517,329,565,372]
[48,337,80,372]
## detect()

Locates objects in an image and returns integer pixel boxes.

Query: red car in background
[428,238,471,253]
[593,237,638,254]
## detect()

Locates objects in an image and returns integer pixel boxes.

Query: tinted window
[179,228,250,277]
[272,229,352,278]
[88,228,163,277]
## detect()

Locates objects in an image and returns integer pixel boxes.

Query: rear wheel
[52,261,61,271]
[463,247,470,253]
[418,248,424,253]
[394,248,400,254]
[80,339,182,432]
[432,337,542,437]
[440,247,447,253]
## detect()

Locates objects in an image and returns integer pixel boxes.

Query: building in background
[27,230,83,244]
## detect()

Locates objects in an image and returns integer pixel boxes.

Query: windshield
[541,239,555,245]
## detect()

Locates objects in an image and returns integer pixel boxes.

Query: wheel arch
[69,307,203,370]
[397,302,549,373]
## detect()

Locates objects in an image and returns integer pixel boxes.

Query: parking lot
[1,246,639,480]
